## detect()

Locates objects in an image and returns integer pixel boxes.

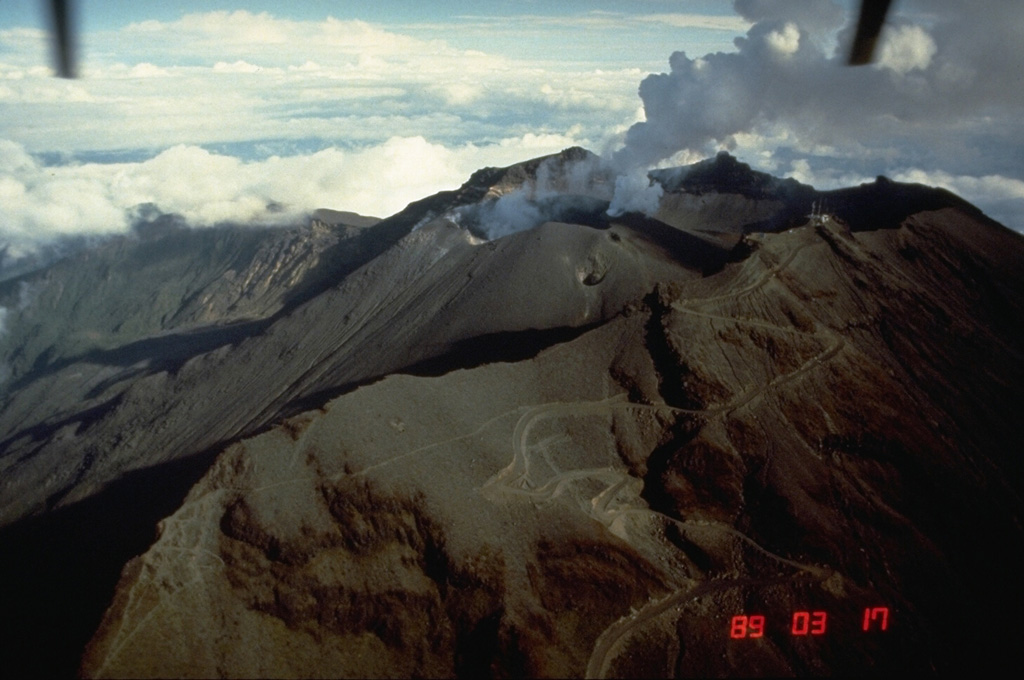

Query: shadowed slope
[81,207,1024,678]
[0,148,1021,677]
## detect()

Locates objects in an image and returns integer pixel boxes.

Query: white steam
[607,169,664,217]
[466,191,548,241]
[447,151,671,241]
[611,0,1024,184]
[450,153,616,240]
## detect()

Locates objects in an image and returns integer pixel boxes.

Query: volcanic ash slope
[82,195,1024,676]
[0,157,687,526]
[1,149,710,677]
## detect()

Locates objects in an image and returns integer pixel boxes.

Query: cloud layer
[0,133,589,257]
[0,11,643,156]
[1,2,1022,256]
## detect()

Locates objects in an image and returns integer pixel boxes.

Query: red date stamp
[729,607,889,638]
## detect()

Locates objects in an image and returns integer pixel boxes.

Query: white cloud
[767,23,801,56]
[788,158,814,184]
[878,25,937,75]
[125,62,170,78]
[1,10,641,160]
[212,60,269,74]
[441,11,748,34]
[114,11,492,71]
[0,132,591,257]
[635,14,752,32]
[431,81,483,107]
[608,0,1023,230]
[2,2,1023,252]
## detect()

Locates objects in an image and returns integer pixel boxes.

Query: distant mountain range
[1,149,1021,677]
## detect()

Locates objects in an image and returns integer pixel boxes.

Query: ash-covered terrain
[1,149,1022,677]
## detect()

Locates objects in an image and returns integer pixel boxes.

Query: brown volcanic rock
[1,149,700,679]
[0,149,677,528]
[81,207,1024,677]
[81,319,676,678]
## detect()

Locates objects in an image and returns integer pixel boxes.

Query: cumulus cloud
[618,2,1019,164]
[607,0,1024,230]
[766,23,801,56]
[878,25,937,74]
[3,6,630,254]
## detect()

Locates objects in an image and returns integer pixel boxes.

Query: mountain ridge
[0,148,1022,677]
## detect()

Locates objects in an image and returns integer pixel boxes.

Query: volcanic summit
[0,149,1022,677]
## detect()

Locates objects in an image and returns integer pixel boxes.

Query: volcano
[1,149,1022,677]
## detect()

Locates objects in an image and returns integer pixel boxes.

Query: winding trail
[680,235,818,307]
[476,230,847,678]
[352,406,530,477]
[229,226,847,679]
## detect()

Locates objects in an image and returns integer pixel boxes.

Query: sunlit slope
[0,148,1021,677]
[0,151,703,525]
[83,206,1024,677]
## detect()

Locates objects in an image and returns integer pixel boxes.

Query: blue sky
[2,1,747,29]
[1,1,1022,255]
[1,0,749,65]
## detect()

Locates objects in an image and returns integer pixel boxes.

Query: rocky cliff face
[1,149,1022,677]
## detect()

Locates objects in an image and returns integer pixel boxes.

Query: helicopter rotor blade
[48,0,76,78]
[848,0,893,65]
